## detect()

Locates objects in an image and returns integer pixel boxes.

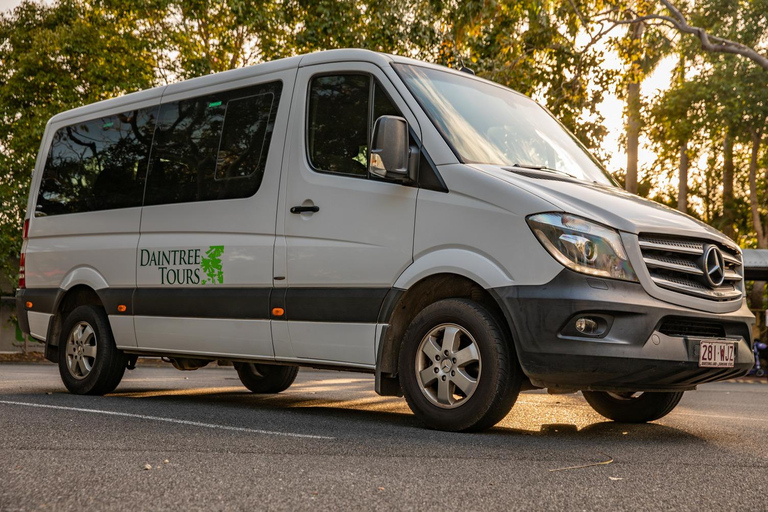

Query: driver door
[274,62,421,366]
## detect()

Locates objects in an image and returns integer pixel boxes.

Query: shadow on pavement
[488,420,704,444]
[101,387,705,445]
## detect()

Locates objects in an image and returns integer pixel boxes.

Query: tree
[634,0,768,244]
[619,0,768,71]
[0,0,160,292]
[646,61,700,213]
[622,19,645,195]
[160,0,288,78]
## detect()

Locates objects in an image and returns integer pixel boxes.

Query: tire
[582,390,684,423]
[234,363,299,394]
[58,305,128,395]
[398,298,522,432]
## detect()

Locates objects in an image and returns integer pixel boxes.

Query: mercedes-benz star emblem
[702,245,725,288]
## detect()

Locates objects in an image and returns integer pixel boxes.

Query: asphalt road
[0,363,766,511]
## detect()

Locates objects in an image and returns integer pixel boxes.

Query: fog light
[575,317,599,335]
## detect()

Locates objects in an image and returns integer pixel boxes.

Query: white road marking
[0,399,335,440]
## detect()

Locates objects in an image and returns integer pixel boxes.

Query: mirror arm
[407,146,420,183]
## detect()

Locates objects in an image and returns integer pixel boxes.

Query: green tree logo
[200,245,224,285]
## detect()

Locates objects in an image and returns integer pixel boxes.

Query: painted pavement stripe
[0,399,335,440]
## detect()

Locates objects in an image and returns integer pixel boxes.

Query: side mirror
[370,115,409,180]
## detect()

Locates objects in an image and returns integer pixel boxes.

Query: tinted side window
[36,107,157,216]
[216,94,275,180]
[307,75,403,178]
[307,75,370,176]
[144,81,282,206]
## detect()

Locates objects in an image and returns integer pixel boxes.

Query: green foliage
[643,0,768,245]
[0,0,159,292]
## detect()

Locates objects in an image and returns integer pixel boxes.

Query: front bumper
[492,270,755,392]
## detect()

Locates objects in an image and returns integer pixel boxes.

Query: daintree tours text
[139,246,225,285]
[140,249,202,285]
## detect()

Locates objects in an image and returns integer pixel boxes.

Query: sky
[0,0,672,176]
[0,0,20,11]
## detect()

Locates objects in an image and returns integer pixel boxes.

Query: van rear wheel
[398,298,522,432]
[582,390,684,423]
[234,363,299,394]
[58,305,128,395]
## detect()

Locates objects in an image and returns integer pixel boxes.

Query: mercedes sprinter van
[16,50,755,431]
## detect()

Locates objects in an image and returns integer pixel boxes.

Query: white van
[16,49,754,431]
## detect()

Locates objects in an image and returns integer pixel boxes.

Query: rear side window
[144,80,282,206]
[307,75,400,178]
[36,107,157,216]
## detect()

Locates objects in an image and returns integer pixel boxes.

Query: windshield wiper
[510,163,579,180]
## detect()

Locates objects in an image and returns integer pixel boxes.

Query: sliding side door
[134,69,294,359]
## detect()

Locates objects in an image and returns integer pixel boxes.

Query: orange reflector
[25,301,33,309]
[272,307,285,317]
[117,305,127,312]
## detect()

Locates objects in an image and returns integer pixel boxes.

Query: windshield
[394,64,615,186]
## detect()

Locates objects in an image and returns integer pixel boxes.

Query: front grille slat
[650,275,742,300]
[639,234,743,302]
[643,255,703,276]
[638,238,704,256]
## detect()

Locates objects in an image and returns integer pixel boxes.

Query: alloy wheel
[414,323,482,409]
[65,321,97,380]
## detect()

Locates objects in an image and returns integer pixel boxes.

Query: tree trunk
[722,131,735,238]
[625,21,644,195]
[626,81,640,194]
[678,140,689,213]
[748,128,766,248]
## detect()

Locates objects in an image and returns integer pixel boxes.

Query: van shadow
[489,420,704,444]
[105,387,705,445]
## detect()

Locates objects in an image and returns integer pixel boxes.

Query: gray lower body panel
[492,270,755,392]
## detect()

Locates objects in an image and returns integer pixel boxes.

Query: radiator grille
[639,234,743,302]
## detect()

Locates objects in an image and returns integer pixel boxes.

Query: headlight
[527,213,638,282]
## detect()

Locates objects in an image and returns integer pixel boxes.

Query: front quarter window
[393,63,614,186]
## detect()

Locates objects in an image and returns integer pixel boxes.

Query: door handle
[290,205,320,214]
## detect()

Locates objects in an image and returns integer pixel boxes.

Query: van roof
[46,48,472,126]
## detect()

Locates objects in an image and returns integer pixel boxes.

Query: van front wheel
[398,298,521,432]
[582,390,684,423]
[234,363,299,394]
[58,305,128,395]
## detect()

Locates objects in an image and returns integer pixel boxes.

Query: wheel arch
[44,284,105,362]
[375,272,515,396]
[393,248,514,290]
[59,266,110,291]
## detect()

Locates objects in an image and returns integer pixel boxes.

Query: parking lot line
[0,399,335,440]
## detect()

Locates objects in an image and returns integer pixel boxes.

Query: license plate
[698,340,736,368]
